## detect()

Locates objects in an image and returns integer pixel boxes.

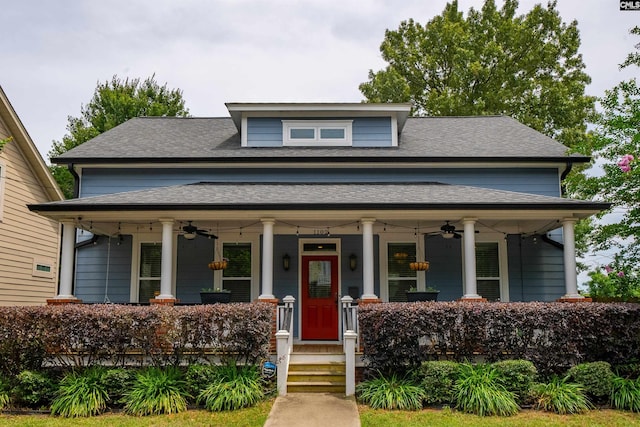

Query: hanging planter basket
[409,261,430,271]
[208,259,228,270]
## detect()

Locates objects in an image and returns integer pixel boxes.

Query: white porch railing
[275,295,295,396]
[341,295,358,396]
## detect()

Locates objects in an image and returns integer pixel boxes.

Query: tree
[359,0,594,146]
[49,75,189,198]
[567,27,640,299]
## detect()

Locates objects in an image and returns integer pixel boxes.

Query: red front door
[301,255,339,340]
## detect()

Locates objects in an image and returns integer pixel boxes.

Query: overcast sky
[1,0,638,158]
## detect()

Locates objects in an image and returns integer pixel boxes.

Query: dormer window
[282,120,353,146]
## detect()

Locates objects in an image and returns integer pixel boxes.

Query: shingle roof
[29,182,608,212]
[53,115,586,164]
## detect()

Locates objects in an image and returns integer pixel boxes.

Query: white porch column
[461,218,481,299]
[56,220,77,299]
[361,218,378,300]
[260,218,276,300]
[156,219,175,300]
[561,218,582,299]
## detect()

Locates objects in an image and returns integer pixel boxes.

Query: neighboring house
[0,86,64,305]
[29,103,608,341]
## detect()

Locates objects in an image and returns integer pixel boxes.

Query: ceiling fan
[427,221,465,239]
[181,221,218,240]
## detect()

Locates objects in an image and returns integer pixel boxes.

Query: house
[0,86,64,305]
[29,102,608,341]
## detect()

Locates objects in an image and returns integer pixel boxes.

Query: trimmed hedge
[358,302,640,375]
[0,303,274,375]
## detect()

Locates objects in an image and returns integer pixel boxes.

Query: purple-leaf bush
[358,302,640,376]
[0,303,273,374]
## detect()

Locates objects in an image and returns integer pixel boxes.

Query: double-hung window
[222,243,252,302]
[476,242,503,302]
[282,120,352,146]
[139,243,162,302]
[387,243,417,302]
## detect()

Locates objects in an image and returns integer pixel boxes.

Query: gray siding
[75,235,132,303]
[246,117,392,147]
[80,168,560,197]
[507,235,565,301]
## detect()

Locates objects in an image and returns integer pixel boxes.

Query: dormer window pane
[282,120,352,146]
[320,128,345,139]
[290,128,315,139]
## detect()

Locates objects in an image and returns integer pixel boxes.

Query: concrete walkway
[263,393,360,427]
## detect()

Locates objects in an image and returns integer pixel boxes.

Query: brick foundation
[149,298,178,306]
[46,298,82,305]
[257,298,280,353]
[556,297,593,303]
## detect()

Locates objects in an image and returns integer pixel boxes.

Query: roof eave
[50,155,592,166]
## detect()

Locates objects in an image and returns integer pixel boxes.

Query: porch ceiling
[28,182,608,237]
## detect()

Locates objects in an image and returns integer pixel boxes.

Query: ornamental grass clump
[610,376,640,412]
[123,367,190,416]
[356,372,426,410]
[197,364,264,411]
[533,376,591,414]
[0,377,10,411]
[454,363,519,417]
[50,367,109,417]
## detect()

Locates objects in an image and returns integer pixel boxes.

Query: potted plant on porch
[200,288,231,304]
[406,286,440,302]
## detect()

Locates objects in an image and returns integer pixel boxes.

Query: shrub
[0,304,274,369]
[358,302,640,376]
[357,372,425,410]
[454,363,519,416]
[197,365,265,411]
[0,377,10,411]
[123,367,190,416]
[610,376,640,412]
[11,370,57,408]
[492,360,537,404]
[50,367,109,417]
[567,361,614,403]
[417,360,460,405]
[185,364,219,397]
[533,376,591,414]
[101,368,135,404]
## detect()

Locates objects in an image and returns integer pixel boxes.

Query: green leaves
[50,367,109,417]
[454,363,519,416]
[197,365,264,412]
[123,367,189,416]
[48,74,190,198]
[360,0,593,146]
[356,372,426,410]
[533,376,591,414]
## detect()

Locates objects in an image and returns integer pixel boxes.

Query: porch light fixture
[183,231,196,240]
[283,253,291,271]
[349,253,357,271]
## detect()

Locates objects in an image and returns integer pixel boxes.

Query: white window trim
[130,233,177,303]
[215,234,260,301]
[378,234,425,302]
[282,120,353,146]
[0,160,5,222]
[32,258,54,278]
[462,233,510,302]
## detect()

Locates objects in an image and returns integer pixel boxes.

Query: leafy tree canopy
[567,27,640,298]
[359,0,594,146]
[49,74,189,198]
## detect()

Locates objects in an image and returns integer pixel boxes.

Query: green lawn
[0,400,273,427]
[360,407,640,427]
